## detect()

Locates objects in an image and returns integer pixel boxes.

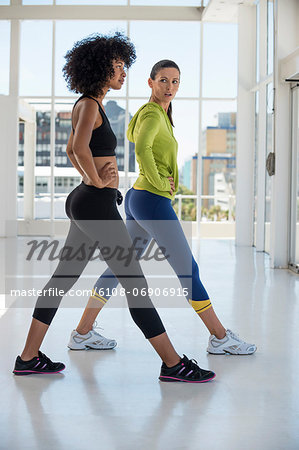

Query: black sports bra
[72,95,117,157]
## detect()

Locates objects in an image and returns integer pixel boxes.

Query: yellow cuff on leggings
[91,288,108,305]
[188,299,212,314]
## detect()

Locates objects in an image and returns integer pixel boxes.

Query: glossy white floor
[0,239,299,450]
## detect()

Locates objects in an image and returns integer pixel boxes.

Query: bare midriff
[82,155,119,189]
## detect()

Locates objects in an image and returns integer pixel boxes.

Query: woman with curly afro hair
[12,33,211,382]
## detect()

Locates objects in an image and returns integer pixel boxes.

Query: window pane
[171,100,199,221]
[23,0,53,4]
[253,91,259,245]
[104,99,127,170]
[173,197,197,221]
[36,107,51,168]
[292,88,299,265]
[128,99,147,180]
[165,100,199,220]
[129,21,200,98]
[30,103,52,219]
[265,82,273,252]
[20,21,52,96]
[18,122,25,219]
[203,23,237,98]
[201,100,236,222]
[267,0,274,75]
[55,21,127,97]
[0,21,10,95]
[256,1,260,83]
[125,100,147,189]
[173,101,199,174]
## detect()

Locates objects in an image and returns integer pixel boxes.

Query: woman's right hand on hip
[168,177,175,196]
[99,162,117,186]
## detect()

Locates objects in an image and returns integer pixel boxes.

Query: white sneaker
[207,329,257,355]
[68,326,117,351]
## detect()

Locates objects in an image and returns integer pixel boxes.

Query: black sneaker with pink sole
[13,351,65,376]
[159,354,215,383]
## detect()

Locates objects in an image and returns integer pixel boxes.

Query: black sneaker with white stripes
[13,351,65,376]
[159,354,215,383]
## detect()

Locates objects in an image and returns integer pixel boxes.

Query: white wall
[270,0,299,267]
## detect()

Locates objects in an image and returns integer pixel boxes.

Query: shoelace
[227,330,242,342]
[182,356,202,375]
[38,351,55,369]
[93,320,104,331]
[92,321,104,338]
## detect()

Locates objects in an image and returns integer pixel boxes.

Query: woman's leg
[129,191,255,353]
[76,220,152,335]
[76,188,224,338]
[74,212,180,367]
[20,221,93,360]
[20,319,50,361]
[148,333,179,367]
[127,189,226,338]
[19,184,179,365]
[17,186,214,378]
[77,188,225,339]
[60,184,181,366]
[19,185,180,369]
[75,188,152,334]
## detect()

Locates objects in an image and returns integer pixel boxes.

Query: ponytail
[167,102,174,127]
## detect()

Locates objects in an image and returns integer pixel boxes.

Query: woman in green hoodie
[70,60,256,357]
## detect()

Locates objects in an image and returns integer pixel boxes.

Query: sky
[0,15,237,168]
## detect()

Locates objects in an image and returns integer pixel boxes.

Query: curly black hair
[63,32,136,97]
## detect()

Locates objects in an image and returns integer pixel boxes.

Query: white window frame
[1,1,237,239]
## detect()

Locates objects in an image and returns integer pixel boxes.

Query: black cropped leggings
[32,182,166,339]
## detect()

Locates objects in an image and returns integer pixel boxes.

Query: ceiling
[203,0,256,23]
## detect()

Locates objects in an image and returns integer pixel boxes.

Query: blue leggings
[92,188,211,314]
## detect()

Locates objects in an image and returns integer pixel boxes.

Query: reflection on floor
[0,239,299,450]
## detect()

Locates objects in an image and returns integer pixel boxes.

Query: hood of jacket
[127,102,164,143]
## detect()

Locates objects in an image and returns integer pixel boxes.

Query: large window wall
[1,1,238,237]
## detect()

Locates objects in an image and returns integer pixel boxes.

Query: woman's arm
[66,130,84,177]
[135,111,171,192]
[71,100,115,188]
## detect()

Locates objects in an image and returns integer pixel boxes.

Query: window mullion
[124,20,130,194]
[196,21,204,233]
[50,19,56,233]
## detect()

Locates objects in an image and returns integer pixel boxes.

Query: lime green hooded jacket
[127,102,179,200]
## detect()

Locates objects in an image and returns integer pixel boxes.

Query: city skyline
[1,19,237,169]
[181,111,236,216]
